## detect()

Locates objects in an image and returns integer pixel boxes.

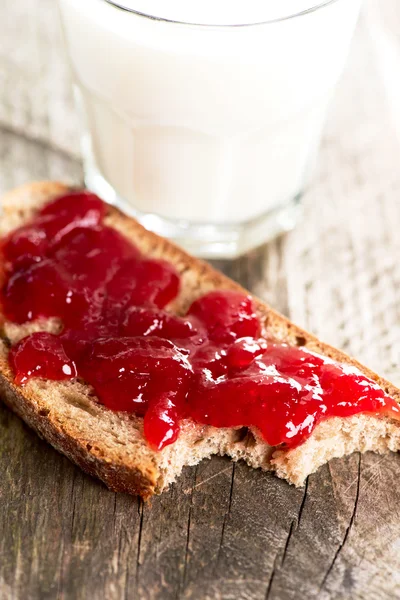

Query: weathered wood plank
[0,0,80,158]
[0,126,82,196]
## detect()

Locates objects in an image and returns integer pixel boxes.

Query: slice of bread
[1,181,400,500]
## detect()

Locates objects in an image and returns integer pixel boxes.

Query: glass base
[84,167,302,259]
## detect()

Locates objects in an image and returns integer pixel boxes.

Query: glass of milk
[58,0,362,258]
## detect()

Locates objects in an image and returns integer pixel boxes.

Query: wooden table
[1,1,400,598]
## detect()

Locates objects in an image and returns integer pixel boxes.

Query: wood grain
[1,1,400,599]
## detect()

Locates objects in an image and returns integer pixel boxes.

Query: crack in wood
[264,552,280,600]
[297,476,309,527]
[281,520,295,568]
[319,453,362,592]
[181,507,192,591]
[226,463,236,515]
[215,463,236,572]
[113,493,117,520]
[70,496,77,536]
[69,470,78,537]
[265,477,310,598]
[181,465,198,595]
[136,499,145,582]
[281,478,310,569]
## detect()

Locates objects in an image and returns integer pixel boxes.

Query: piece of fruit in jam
[10,332,77,385]
[187,290,261,343]
[2,259,86,324]
[50,225,140,289]
[144,393,184,450]
[3,190,400,453]
[120,306,201,341]
[225,337,268,370]
[76,337,192,450]
[2,191,105,266]
[105,258,180,311]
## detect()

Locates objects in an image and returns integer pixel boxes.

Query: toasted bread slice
[0,182,399,499]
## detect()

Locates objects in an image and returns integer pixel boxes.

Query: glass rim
[103,0,340,28]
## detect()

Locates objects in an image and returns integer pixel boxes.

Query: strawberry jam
[2,191,399,451]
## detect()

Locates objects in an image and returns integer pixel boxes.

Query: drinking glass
[58,0,362,257]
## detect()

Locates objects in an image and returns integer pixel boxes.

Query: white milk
[58,0,362,226]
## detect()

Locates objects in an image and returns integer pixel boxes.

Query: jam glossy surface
[2,192,399,450]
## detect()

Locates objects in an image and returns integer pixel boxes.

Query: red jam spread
[2,192,399,451]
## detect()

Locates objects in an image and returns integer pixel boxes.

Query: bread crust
[0,371,158,499]
[0,181,399,498]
